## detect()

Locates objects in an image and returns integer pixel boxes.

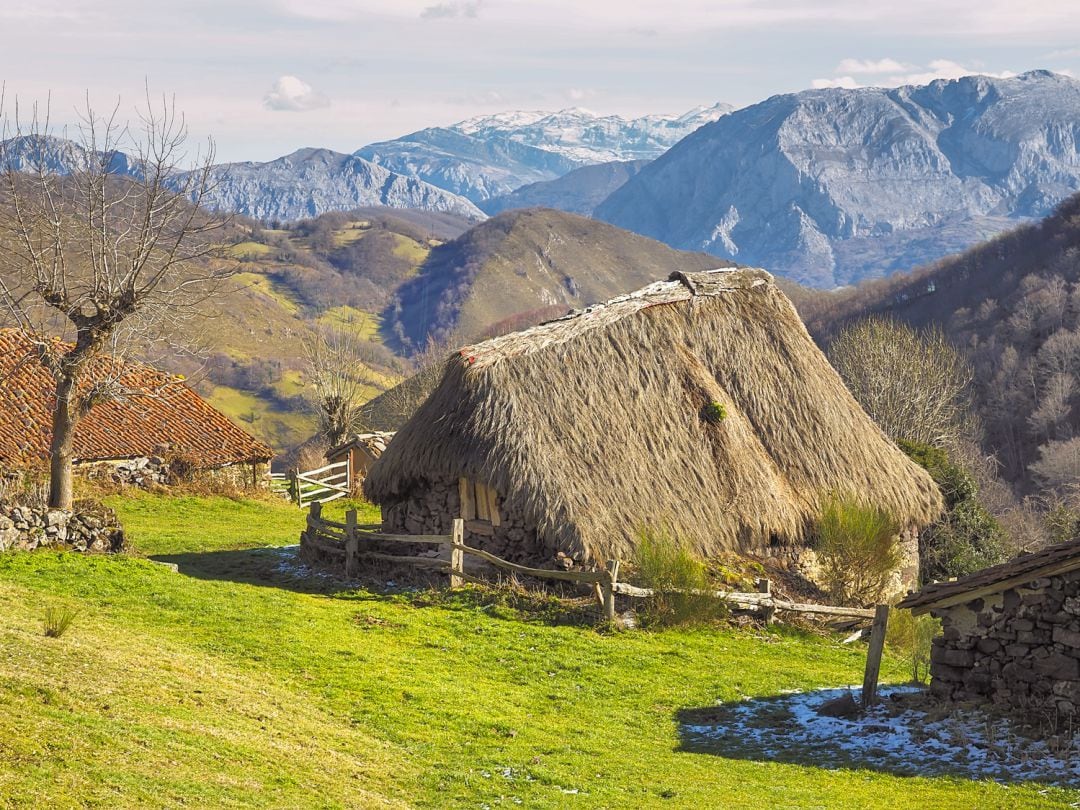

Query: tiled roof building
[0,329,273,469]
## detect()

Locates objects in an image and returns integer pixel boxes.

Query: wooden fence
[300,504,879,625]
[279,461,351,508]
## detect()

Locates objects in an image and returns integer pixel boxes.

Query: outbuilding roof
[898,538,1080,615]
[0,329,273,468]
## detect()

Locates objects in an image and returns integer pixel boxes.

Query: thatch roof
[0,329,273,468]
[364,268,943,563]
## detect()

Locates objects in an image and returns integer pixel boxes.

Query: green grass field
[0,493,1074,808]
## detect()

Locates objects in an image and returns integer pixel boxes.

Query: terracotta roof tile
[0,329,273,468]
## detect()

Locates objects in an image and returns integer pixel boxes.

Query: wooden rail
[301,504,883,626]
[288,461,351,508]
[301,503,621,618]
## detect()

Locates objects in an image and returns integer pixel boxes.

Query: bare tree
[303,324,381,448]
[364,333,457,430]
[0,92,231,509]
[828,317,974,449]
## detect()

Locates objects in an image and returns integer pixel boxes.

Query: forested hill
[382,208,732,349]
[798,192,1080,488]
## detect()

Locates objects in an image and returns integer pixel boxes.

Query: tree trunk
[48,373,80,510]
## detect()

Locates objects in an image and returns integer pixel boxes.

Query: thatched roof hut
[364,268,942,567]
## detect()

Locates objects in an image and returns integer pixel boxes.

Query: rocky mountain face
[0,134,142,177]
[480,159,650,216]
[596,71,1080,288]
[356,104,729,203]
[199,148,485,222]
[0,137,486,223]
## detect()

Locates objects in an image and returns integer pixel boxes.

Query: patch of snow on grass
[681,685,1080,786]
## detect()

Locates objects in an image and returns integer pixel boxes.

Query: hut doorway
[459,477,501,528]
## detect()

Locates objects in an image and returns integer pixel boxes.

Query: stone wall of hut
[379,478,580,567]
[929,571,1080,718]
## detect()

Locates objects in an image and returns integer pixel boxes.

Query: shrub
[702,401,727,424]
[43,605,78,638]
[898,439,1007,583]
[632,528,727,627]
[885,608,940,684]
[815,495,901,606]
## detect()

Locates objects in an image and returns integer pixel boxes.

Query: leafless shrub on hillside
[0,90,232,509]
[828,316,974,449]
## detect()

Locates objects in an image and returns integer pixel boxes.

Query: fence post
[448,518,465,588]
[345,509,358,578]
[290,467,300,507]
[602,559,620,622]
[861,604,891,709]
[756,577,775,625]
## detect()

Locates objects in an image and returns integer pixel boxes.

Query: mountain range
[7,73,1080,289]
[597,70,1080,287]
[356,105,730,203]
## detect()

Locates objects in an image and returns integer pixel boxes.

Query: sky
[2,0,1079,163]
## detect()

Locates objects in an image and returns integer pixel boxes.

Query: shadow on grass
[150,545,603,626]
[150,546,356,596]
[676,686,1080,788]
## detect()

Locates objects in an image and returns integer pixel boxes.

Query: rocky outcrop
[597,71,1080,288]
[0,501,125,553]
[929,571,1080,719]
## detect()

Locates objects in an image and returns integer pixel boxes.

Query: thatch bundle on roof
[364,268,943,566]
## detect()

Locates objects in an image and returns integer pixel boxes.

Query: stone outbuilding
[363,268,942,574]
[898,539,1080,718]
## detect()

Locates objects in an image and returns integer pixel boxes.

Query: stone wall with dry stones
[379,478,584,568]
[929,572,1080,718]
[0,501,125,552]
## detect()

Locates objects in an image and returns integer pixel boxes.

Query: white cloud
[812,76,862,89]
[263,76,331,112]
[835,58,912,74]
[420,0,481,19]
[813,59,1019,91]
[887,59,1015,86]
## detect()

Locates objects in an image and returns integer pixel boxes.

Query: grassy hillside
[385,208,734,348]
[0,493,1069,807]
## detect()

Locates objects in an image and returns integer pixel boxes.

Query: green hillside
[163,209,474,456]
[0,493,1062,808]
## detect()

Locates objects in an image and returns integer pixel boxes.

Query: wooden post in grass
[449,518,465,588]
[862,604,891,708]
[345,509,358,578]
[602,560,620,622]
[756,577,775,625]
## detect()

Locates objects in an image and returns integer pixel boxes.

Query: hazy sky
[3,0,1079,162]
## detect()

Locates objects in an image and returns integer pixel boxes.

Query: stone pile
[929,572,1080,718]
[0,501,125,552]
[84,456,170,488]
